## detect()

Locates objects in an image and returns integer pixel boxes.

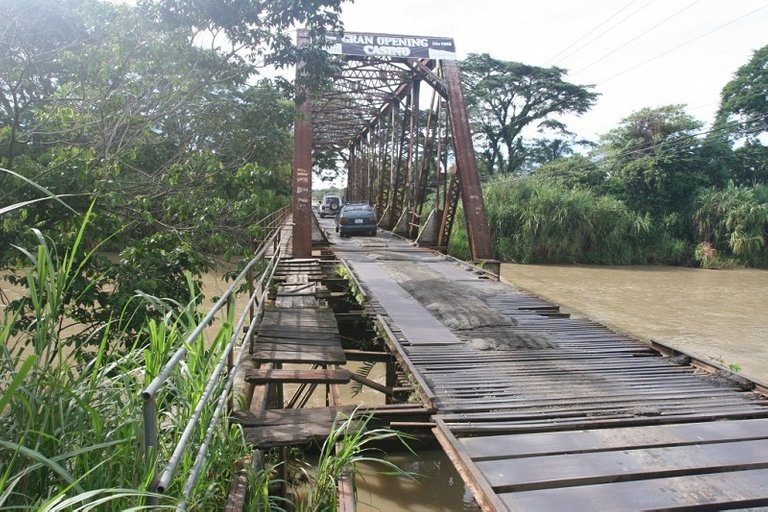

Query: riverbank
[500,264,768,385]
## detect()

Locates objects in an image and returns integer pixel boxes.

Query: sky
[337,0,767,142]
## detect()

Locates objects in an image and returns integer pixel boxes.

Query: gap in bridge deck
[233,253,431,454]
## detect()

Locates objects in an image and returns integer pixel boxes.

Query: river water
[500,264,768,384]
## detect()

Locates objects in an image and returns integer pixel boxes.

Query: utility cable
[550,0,659,66]
[571,0,704,76]
[597,3,768,84]
[546,0,643,65]
[606,112,768,160]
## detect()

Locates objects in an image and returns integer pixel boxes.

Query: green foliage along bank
[452,46,768,268]
[1,0,347,350]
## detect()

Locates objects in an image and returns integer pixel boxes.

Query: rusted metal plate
[345,261,461,344]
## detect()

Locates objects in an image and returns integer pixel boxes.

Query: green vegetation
[1,0,347,350]
[297,411,414,510]
[461,53,598,175]
[455,46,768,268]
[0,210,248,509]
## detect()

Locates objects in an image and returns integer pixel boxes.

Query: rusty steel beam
[292,29,313,258]
[388,89,413,227]
[438,166,461,249]
[410,93,440,239]
[347,144,357,201]
[441,59,494,260]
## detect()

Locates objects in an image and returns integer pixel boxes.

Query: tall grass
[693,183,768,267]
[297,411,414,511]
[456,176,690,265]
[0,208,250,510]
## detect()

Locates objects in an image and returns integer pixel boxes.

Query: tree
[137,0,346,74]
[712,45,768,187]
[715,44,768,142]
[2,0,347,349]
[521,136,597,173]
[598,105,714,215]
[733,140,768,186]
[0,0,89,170]
[534,154,606,190]
[460,53,598,174]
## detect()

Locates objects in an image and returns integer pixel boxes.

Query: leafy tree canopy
[715,44,768,142]
[598,105,710,215]
[460,53,598,175]
[1,0,347,349]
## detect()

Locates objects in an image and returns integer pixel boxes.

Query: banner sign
[323,32,456,60]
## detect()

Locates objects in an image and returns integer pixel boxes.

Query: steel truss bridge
[290,29,493,264]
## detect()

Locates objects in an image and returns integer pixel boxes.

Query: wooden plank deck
[234,407,355,448]
[237,257,349,447]
[331,234,768,511]
[244,368,351,385]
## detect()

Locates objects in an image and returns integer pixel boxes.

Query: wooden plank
[442,410,768,434]
[235,407,359,448]
[500,469,768,512]
[477,438,768,492]
[245,368,351,384]
[233,406,351,426]
[459,418,768,460]
[252,346,346,364]
[254,335,341,346]
[258,327,340,336]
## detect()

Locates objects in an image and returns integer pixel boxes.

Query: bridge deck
[326,220,768,511]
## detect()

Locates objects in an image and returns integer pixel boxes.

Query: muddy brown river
[500,264,768,384]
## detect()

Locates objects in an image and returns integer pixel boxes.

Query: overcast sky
[338,0,767,142]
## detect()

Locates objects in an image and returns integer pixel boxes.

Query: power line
[608,112,768,161]
[571,0,704,77]
[550,0,659,67]
[478,113,768,184]
[596,3,768,84]
[545,0,643,65]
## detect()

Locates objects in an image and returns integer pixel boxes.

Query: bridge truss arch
[291,30,493,262]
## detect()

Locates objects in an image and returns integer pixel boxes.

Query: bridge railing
[140,206,290,509]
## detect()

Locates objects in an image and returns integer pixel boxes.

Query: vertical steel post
[382,98,400,228]
[441,59,494,260]
[142,396,158,504]
[292,29,313,258]
[357,139,365,202]
[406,79,420,211]
[226,294,234,412]
[248,267,255,354]
[347,144,355,201]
